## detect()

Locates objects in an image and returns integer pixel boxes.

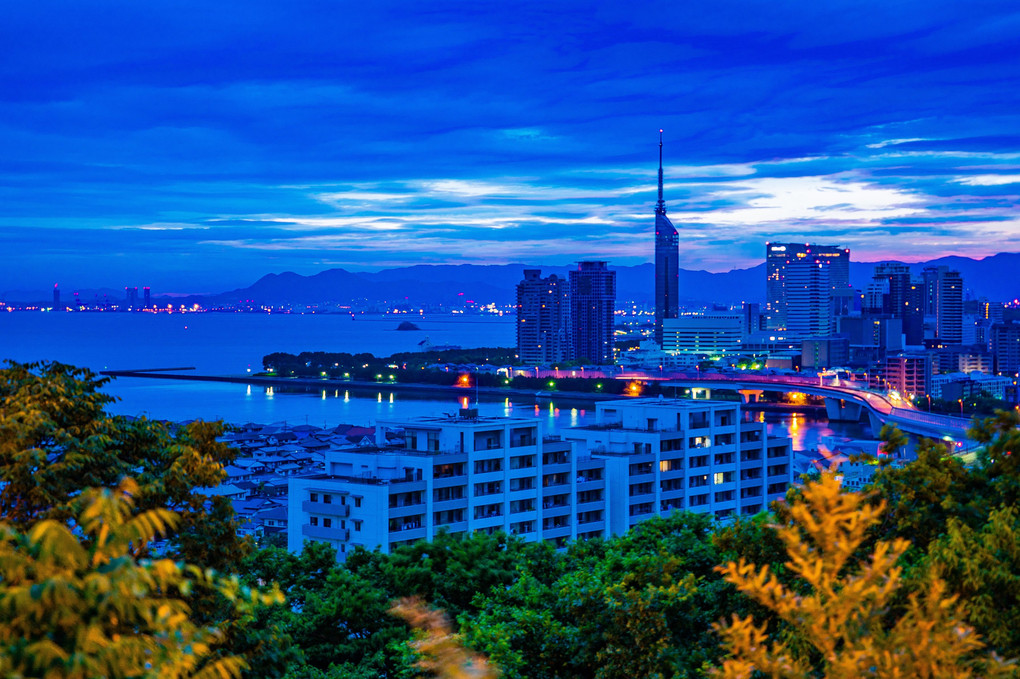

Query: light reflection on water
[104,378,868,445]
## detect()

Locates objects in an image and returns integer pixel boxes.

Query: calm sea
[0,311,870,445]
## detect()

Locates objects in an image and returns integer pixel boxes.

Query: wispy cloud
[0,1,1017,290]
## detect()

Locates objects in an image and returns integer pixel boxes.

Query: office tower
[654,131,679,346]
[785,255,831,336]
[125,286,139,309]
[143,286,151,309]
[516,269,571,364]
[569,261,616,365]
[52,284,60,310]
[869,262,924,345]
[922,266,963,344]
[992,322,1020,376]
[741,302,762,335]
[978,299,1004,324]
[765,243,850,333]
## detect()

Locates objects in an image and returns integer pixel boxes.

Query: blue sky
[2,0,1019,292]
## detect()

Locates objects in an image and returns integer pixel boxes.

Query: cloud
[955,174,1020,186]
[0,1,1017,289]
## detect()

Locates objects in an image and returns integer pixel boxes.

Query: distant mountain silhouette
[199,252,1020,307]
[6,253,1018,306]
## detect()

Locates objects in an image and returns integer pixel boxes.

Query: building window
[310,516,319,526]
[310,492,318,502]
[629,462,653,475]
[323,518,332,528]
[323,494,332,504]
[510,498,535,514]
[474,458,503,474]
[713,471,734,485]
[689,474,709,488]
[353,520,362,531]
[509,477,535,492]
[354,496,362,508]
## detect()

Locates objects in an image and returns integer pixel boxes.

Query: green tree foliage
[929,505,1020,653]
[0,478,283,679]
[0,361,248,569]
[713,474,1009,679]
[0,361,295,678]
[462,513,730,679]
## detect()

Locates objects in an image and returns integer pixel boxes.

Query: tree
[0,361,295,678]
[713,474,1009,678]
[463,513,729,679]
[928,505,1020,654]
[0,478,282,679]
[0,361,249,570]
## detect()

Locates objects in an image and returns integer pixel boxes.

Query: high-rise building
[52,284,60,311]
[125,286,139,309]
[922,266,963,344]
[516,269,571,364]
[143,286,151,309]
[992,322,1020,376]
[654,131,679,346]
[869,263,923,345]
[569,261,616,365]
[765,243,850,334]
[741,302,763,335]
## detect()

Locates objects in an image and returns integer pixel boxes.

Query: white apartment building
[288,400,794,560]
[563,397,794,529]
[287,410,608,559]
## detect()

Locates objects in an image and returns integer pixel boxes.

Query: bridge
[654,373,974,446]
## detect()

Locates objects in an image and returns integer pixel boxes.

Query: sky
[2,0,1019,293]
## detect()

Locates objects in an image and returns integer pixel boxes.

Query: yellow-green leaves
[712,474,1009,679]
[0,478,282,679]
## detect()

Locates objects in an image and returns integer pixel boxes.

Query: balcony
[302,501,350,517]
[302,524,350,541]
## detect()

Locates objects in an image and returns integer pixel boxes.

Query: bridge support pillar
[825,397,862,422]
[867,410,884,435]
[738,389,764,404]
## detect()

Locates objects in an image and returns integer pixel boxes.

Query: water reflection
[107,378,870,444]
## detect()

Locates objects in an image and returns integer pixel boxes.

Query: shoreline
[99,369,621,405]
[99,369,828,415]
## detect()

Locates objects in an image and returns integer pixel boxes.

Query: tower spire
[656,129,666,214]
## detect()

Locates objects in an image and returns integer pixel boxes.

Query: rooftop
[599,397,738,410]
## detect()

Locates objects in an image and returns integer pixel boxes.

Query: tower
[654,130,679,346]
[53,284,61,311]
[570,261,616,365]
[516,270,571,364]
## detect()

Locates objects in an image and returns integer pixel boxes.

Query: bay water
[0,311,869,444]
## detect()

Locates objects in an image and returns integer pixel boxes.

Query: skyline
[3,1,1019,292]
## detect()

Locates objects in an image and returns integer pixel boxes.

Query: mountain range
[206,252,1020,307]
[6,253,1019,307]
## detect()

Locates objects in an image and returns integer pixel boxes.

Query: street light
[958,398,964,416]
[926,394,931,412]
